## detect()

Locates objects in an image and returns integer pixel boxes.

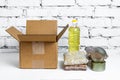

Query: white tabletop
[0,49,120,80]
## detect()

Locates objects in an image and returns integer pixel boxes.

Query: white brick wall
[0,0,5,6]
[0,28,10,36]
[8,0,40,6]
[83,18,111,27]
[27,7,94,17]
[95,7,120,17]
[6,38,18,46]
[112,0,120,6]
[91,28,120,37]
[109,37,120,47]
[58,38,68,46]
[81,37,109,47]
[77,0,111,6]
[59,7,94,16]
[8,18,26,26]
[42,0,75,6]
[0,0,120,52]
[0,8,22,17]
[27,8,59,17]
[0,18,8,26]
[0,37,4,47]
[112,17,120,27]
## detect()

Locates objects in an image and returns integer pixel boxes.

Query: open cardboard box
[6,20,68,69]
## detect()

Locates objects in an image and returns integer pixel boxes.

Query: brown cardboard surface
[6,24,68,43]
[26,20,57,35]
[18,34,56,42]
[6,20,68,69]
[32,42,45,54]
[20,42,57,69]
[57,24,69,41]
[6,27,23,41]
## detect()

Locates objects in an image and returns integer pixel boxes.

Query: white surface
[0,49,120,80]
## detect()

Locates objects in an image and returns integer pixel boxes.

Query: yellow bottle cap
[72,19,78,22]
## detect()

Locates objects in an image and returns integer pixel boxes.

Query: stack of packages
[85,47,108,71]
[63,19,88,70]
[64,51,88,70]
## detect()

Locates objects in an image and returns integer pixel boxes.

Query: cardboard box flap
[57,24,69,41]
[18,34,56,42]
[6,27,23,41]
[26,20,57,34]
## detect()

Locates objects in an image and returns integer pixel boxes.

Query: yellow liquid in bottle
[68,26,80,52]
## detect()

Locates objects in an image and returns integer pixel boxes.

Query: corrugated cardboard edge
[18,34,56,42]
[57,24,69,41]
[6,26,23,41]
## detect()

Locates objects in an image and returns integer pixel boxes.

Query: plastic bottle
[68,19,80,53]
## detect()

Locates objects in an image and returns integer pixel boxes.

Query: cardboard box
[6,20,68,69]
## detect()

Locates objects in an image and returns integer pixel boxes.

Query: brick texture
[27,8,59,17]
[83,18,111,27]
[42,0,75,6]
[0,37,4,47]
[7,0,40,6]
[77,0,111,5]
[0,0,120,52]
[112,17,120,27]
[0,8,22,17]
[109,37,120,47]
[81,37,109,47]
[112,0,120,6]
[8,18,26,26]
[0,0,5,6]
[0,28,10,36]
[91,28,120,37]
[95,7,120,17]
[0,18,8,26]
[59,7,94,16]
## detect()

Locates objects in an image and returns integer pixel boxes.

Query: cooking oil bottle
[68,19,80,53]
